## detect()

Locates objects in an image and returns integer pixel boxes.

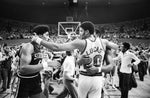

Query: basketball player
[32,21,118,98]
[16,25,60,98]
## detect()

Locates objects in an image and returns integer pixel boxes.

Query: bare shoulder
[21,43,34,55]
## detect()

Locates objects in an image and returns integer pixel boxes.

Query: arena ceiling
[0,0,150,24]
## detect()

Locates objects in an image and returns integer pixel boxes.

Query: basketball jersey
[80,37,105,73]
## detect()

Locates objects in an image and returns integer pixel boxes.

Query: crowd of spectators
[0,17,150,41]
[98,17,150,39]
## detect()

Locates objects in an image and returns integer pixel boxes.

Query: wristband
[98,67,102,72]
[36,37,42,45]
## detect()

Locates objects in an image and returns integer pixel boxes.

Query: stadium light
[68,0,78,4]
[73,0,78,3]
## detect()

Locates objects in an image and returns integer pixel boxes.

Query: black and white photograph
[0,0,150,98]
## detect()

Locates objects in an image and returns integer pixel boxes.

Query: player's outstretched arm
[32,36,85,52]
[19,43,43,75]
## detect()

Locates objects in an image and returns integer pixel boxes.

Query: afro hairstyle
[32,25,50,35]
[80,21,95,34]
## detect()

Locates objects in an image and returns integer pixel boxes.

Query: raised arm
[19,43,43,75]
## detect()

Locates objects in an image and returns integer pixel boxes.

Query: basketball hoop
[58,21,81,38]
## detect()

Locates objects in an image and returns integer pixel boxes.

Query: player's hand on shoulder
[31,36,38,42]
[31,35,42,45]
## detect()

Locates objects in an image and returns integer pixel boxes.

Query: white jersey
[63,56,76,77]
[80,37,105,72]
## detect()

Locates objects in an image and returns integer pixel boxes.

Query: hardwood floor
[104,75,150,98]
[1,75,150,98]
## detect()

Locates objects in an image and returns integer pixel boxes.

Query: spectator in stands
[137,50,148,81]
[42,52,54,98]
[0,43,13,92]
[0,45,3,88]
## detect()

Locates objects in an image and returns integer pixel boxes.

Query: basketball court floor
[0,75,150,98]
